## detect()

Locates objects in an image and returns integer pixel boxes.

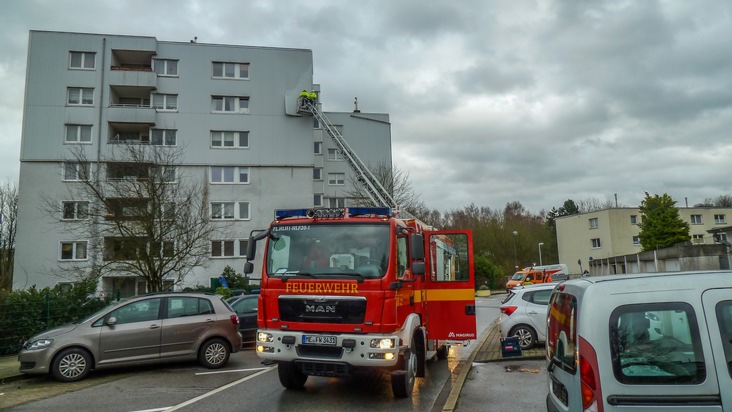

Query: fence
[0,284,110,356]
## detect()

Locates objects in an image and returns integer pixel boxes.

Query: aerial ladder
[298,97,402,213]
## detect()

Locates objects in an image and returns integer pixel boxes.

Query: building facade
[556,207,732,275]
[14,31,392,295]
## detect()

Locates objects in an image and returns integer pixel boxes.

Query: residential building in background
[557,207,732,275]
[13,31,391,295]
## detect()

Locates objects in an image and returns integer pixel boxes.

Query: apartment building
[556,207,732,274]
[13,31,392,294]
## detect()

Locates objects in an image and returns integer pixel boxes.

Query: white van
[546,271,732,412]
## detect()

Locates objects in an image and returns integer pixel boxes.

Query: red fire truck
[242,207,476,397]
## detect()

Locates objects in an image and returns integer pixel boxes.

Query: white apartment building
[556,207,732,274]
[13,31,392,295]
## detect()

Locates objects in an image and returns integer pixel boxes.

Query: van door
[701,289,732,410]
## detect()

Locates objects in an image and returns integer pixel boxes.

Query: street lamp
[538,242,544,266]
[512,231,518,269]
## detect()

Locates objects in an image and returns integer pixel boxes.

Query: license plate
[302,335,337,346]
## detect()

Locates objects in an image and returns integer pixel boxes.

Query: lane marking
[166,366,277,411]
[195,367,270,376]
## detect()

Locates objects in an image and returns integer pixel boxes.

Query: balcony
[108,68,157,88]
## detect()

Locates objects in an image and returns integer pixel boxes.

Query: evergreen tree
[637,193,690,251]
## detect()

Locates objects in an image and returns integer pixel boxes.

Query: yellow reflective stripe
[425,288,474,302]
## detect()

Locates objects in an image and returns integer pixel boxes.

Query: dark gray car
[18,292,242,382]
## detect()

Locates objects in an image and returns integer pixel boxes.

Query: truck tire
[278,361,308,389]
[391,337,417,398]
[436,344,449,360]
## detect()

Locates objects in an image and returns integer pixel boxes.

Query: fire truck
[243,207,476,397]
[239,97,477,398]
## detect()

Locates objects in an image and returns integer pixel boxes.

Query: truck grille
[278,295,366,324]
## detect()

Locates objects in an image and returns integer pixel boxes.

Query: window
[692,234,704,244]
[632,236,640,246]
[715,300,732,378]
[69,52,95,69]
[630,215,638,225]
[65,124,92,143]
[152,93,177,111]
[211,240,235,257]
[523,289,552,305]
[429,233,471,282]
[151,129,177,146]
[327,148,344,161]
[107,299,162,324]
[106,199,149,220]
[547,292,578,373]
[328,173,345,185]
[589,218,599,229]
[716,233,729,244]
[210,201,250,220]
[212,62,249,79]
[106,162,148,180]
[314,142,322,155]
[313,168,322,180]
[167,297,214,319]
[153,59,178,76]
[160,203,175,220]
[67,88,94,105]
[210,166,250,184]
[715,214,726,224]
[62,201,89,220]
[591,238,601,248]
[610,303,705,384]
[212,96,249,113]
[239,239,248,257]
[314,194,323,207]
[60,241,87,260]
[690,214,702,224]
[156,166,177,183]
[63,162,90,181]
[397,236,408,279]
[327,197,346,208]
[211,131,249,148]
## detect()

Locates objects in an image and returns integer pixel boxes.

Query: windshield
[511,273,525,281]
[267,223,390,279]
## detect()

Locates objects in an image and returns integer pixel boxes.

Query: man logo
[305,305,336,313]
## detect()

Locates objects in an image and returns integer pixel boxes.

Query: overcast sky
[2,0,731,214]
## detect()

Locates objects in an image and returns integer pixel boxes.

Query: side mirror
[412,261,425,276]
[106,317,117,326]
[410,234,424,260]
[246,235,257,260]
[243,261,254,275]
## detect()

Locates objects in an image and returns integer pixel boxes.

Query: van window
[547,292,577,373]
[609,303,705,384]
[716,300,732,378]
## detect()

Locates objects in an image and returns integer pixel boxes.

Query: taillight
[500,306,518,316]
[579,336,602,412]
[230,314,239,325]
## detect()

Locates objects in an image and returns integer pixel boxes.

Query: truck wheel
[509,325,537,349]
[51,348,92,382]
[436,344,449,360]
[278,361,307,389]
[391,338,417,398]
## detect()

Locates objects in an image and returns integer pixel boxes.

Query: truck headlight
[370,338,395,349]
[257,332,274,343]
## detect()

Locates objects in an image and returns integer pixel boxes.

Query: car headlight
[24,339,53,350]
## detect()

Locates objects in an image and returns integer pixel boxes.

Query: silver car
[498,283,556,349]
[18,292,242,382]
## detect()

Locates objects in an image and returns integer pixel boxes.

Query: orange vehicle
[506,264,568,291]
[242,207,476,398]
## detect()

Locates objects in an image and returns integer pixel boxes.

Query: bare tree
[46,144,214,292]
[345,162,426,217]
[0,181,18,291]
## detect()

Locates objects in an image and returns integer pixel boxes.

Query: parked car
[228,294,258,344]
[18,292,242,382]
[499,283,556,349]
[546,271,732,411]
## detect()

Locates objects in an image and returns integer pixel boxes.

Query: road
[2,296,548,412]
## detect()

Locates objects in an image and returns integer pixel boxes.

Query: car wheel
[509,325,537,349]
[277,361,308,389]
[199,338,231,369]
[51,348,92,382]
[391,335,417,398]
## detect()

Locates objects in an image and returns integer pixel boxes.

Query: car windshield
[267,222,390,279]
[511,273,525,280]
